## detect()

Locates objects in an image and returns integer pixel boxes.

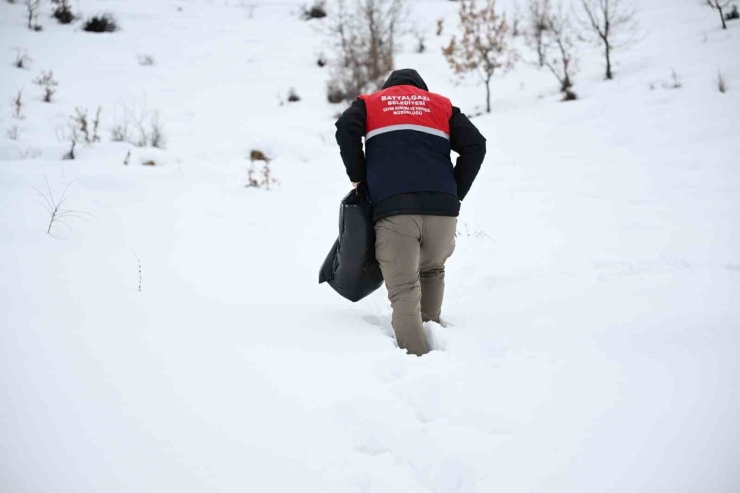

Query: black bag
[319,187,384,302]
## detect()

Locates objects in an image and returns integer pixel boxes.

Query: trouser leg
[419,216,457,324]
[374,215,428,356]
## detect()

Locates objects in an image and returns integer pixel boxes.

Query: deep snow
[1,0,739,492]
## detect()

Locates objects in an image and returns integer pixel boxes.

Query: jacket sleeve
[335,99,367,183]
[449,106,486,201]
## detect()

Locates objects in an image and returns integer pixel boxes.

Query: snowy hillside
[1,0,739,491]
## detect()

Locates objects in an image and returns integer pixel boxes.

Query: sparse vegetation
[414,29,427,53]
[23,0,42,30]
[664,69,681,89]
[703,0,734,29]
[541,2,580,99]
[6,125,23,141]
[317,53,327,67]
[443,0,517,113]
[83,13,118,33]
[51,0,75,24]
[63,140,75,160]
[13,48,32,69]
[112,103,166,148]
[287,88,301,102]
[436,18,444,35]
[726,5,739,20]
[33,70,59,103]
[526,0,550,67]
[11,90,24,119]
[717,70,728,93]
[33,175,90,236]
[326,81,345,104]
[578,0,637,80]
[137,54,155,66]
[302,0,328,20]
[247,150,279,190]
[326,0,406,103]
[71,106,102,145]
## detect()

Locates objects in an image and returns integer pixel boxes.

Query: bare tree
[23,0,41,30]
[443,0,517,114]
[327,0,406,103]
[542,3,580,99]
[703,0,733,29]
[526,0,551,67]
[578,0,637,80]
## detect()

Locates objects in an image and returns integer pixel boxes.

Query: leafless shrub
[51,0,75,24]
[247,150,277,189]
[287,88,301,102]
[413,29,426,53]
[577,0,637,80]
[703,0,733,29]
[63,140,75,160]
[717,70,728,93]
[302,0,328,20]
[33,70,59,103]
[662,69,681,89]
[525,0,550,67]
[112,102,166,148]
[246,163,279,190]
[6,125,23,140]
[326,81,345,103]
[111,121,130,142]
[443,0,517,113]
[326,0,406,103]
[23,0,42,30]
[149,112,165,149]
[137,54,155,66]
[726,5,739,20]
[511,0,522,36]
[83,13,118,33]
[456,222,495,242]
[436,18,444,35]
[33,175,90,236]
[71,106,102,145]
[13,48,32,69]
[541,3,580,98]
[11,90,24,119]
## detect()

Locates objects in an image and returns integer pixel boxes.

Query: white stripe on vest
[365,124,450,142]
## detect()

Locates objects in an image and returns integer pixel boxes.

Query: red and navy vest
[358,85,457,204]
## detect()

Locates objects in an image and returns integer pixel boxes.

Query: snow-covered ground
[1,0,739,491]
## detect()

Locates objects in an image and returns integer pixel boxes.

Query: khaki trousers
[374,215,457,356]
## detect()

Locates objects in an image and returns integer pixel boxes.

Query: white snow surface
[1,0,739,491]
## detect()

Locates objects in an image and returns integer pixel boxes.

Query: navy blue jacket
[335,70,486,221]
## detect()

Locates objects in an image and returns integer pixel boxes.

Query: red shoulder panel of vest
[358,85,452,137]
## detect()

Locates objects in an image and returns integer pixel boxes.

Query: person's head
[382,69,428,91]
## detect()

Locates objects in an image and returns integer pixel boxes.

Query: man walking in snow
[335,69,486,356]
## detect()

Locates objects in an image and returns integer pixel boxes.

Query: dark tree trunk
[605,43,612,80]
[719,7,727,29]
